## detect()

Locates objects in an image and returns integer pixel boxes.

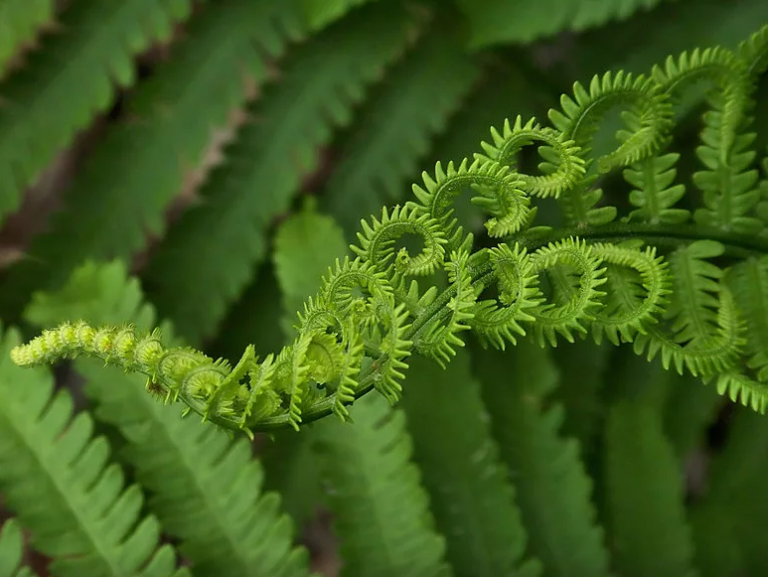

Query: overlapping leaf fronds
[141,0,419,343]
[20,261,312,577]
[314,393,450,577]
[604,400,698,577]
[454,0,665,47]
[0,0,194,219]
[0,324,188,577]
[321,28,480,235]
[402,352,541,577]
[473,340,612,577]
[0,0,303,321]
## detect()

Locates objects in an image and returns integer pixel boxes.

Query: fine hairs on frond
[10,23,768,436]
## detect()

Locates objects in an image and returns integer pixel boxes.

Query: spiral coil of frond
[11,24,768,432]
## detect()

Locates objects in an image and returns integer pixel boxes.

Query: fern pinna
[10,24,768,438]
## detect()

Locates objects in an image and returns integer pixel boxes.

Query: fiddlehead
[11,23,768,433]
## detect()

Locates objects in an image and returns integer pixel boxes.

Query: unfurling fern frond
[18,261,312,577]
[11,23,768,433]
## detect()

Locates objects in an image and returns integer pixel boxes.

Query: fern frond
[624,151,690,224]
[19,261,312,577]
[454,0,664,47]
[322,30,480,235]
[0,519,36,577]
[402,352,542,577]
[476,116,587,199]
[469,242,540,349]
[589,242,671,345]
[550,340,611,452]
[689,408,768,577]
[728,256,768,380]
[0,0,193,219]
[11,23,768,430]
[141,1,417,343]
[0,326,188,577]
[692,106,762,235]
[313,393,451,577]
[473,340,611,577]
[604,400,698,577]
[528,238,608,346]
[0,0,54,73]
[300,0,377,31]
[0,0,301,322]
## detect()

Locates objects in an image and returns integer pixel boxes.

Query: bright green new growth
[10,24,768,437]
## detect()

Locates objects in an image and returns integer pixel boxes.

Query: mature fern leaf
[0,0,54,73]
[21,261,313,577]
[660,372,722,458]
[0,325,187,577]
[472,339,612,577]
[604,400,698,577]
[401,352,541,577]
[454,0,664,47]
[724,424,768,576]
[260,203,349,523]
[0,0,193,218]
[551,340,611,453]
[141,1,418,343]
[313,393,451,577]
[321,28,480,236]
[0,0,301,323]
[301,0,377,30]
[689,408,768,577]
[0,519,36,577]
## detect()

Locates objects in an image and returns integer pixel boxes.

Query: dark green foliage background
[0,0,767,576]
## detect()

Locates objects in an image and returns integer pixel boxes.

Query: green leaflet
[321,26,480,237]
[313,393,451,577]
[141,0,418,343]
[454,0,665,47]
[0,0,54,72]
[0,0,302,324]
[0,0,194,219]
[401,351,541,577]
[603,400,698,577]
[0,519,37,577]
[0,325,188,577]
[21,261,312,577]
[472,339,612,577]
[300,0,377,30]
